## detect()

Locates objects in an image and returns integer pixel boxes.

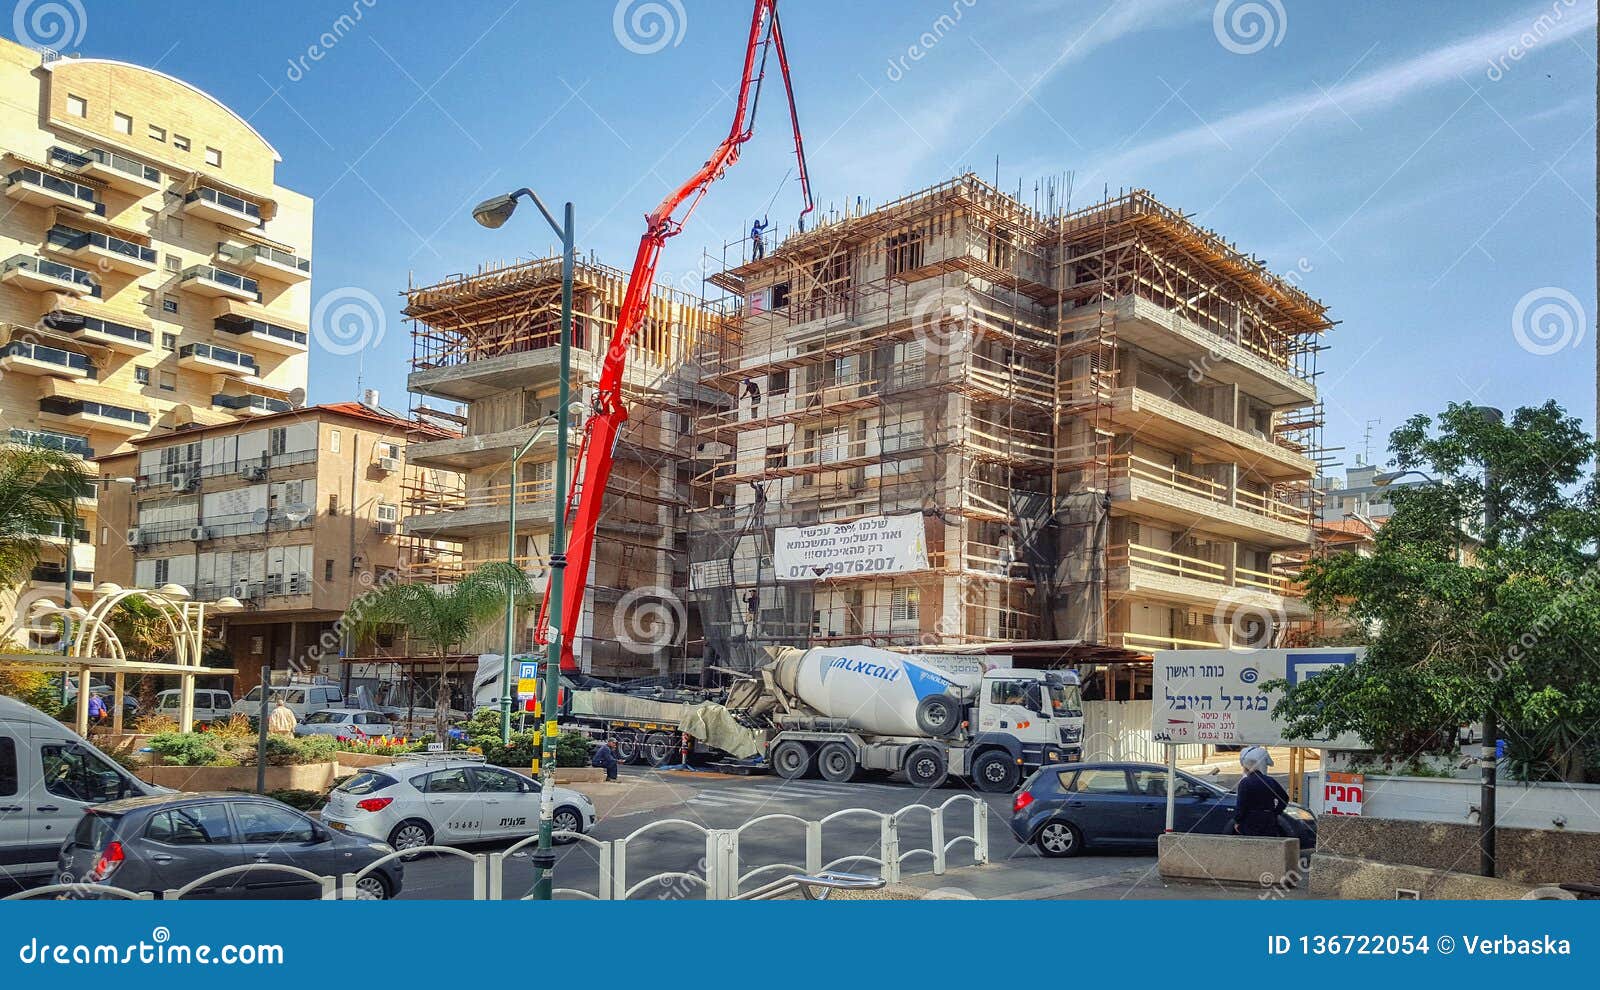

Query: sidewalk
[887,856,1314,900]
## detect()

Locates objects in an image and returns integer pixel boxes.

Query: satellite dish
[283,502,311,524]
[287,387,306,408]
[250,507,271,526]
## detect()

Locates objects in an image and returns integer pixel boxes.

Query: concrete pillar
[179,672,195,733]
[112,672,125,735]
[75,667,90,736]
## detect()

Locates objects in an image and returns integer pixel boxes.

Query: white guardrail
[6,794,989,901]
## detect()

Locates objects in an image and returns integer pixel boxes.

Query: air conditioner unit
[375,455,399,473]
[125,527,144,546]
[171,472,195,492]
[232,580,254,599]
[189,526,210,541]
[239,464,266,481]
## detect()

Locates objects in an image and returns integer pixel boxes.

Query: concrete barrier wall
[1314,813,1600,885]
[1304,770,1600,833]
[137,761,340,792]
[1310,853,1546,900]
[1157,833,1299,886]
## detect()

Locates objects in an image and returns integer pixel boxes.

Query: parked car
[294,709,395,738]
[1008,761,1317,857]
[321,756,596,851]
[230,683,346,722]
[155,689,233,724]
[54,792,403,899]
[60,680,140,721]
[0,696,157,880]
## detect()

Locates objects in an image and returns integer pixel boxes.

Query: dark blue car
[1008,761,1317,857]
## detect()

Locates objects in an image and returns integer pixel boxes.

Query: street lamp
[473,184,575,902]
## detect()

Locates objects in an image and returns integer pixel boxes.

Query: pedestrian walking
[267,697,297,736]
[86,691,107,724]
[591,739,619,781]
[1232,745,1289,837]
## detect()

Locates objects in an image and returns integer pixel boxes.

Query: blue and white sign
[1152,648,1366,748]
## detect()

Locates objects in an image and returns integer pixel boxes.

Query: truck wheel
[644,732,676,767]
[816,742,857,783]
[770,740,814,780]
[903,746,948,789]
[915,694,961,736]
[971,750,1020,793]
[616,731,645,765]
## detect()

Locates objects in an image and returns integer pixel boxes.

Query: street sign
[516,660,538,702]
[1323,772,1365,815]
[1151,648,1366,748]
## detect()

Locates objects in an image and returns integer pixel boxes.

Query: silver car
[295,709,395,738]
[321,757,597,851]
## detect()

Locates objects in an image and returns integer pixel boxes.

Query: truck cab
[969,668,1083,780]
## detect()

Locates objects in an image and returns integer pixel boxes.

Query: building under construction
[401,255,730,679]
[688,174,1331,679]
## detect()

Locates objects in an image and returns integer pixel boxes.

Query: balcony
[38,396,151,435]
[217,241,311,283]
[406,423,559,471]
[1108,454,1313,548]
[1100,386,1315,482]
[3,166,100,213]
[2,255,99,296]
[212,392,293,416]
[46,224,158,276]
[49,146,162,195]
[43,312,154,355]
[30,565,94,591]
[0,340,95,380]
[9,427,94,459]
[183,185,262,230]
[403,477,559,541]
[179,341,257,378]
[213,312,307,355]
[1107,546,1305,617]
[180,264,259,302]
[33,519,91,544]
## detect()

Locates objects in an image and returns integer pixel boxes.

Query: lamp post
[500,416,557,743]
[473,186,574,900]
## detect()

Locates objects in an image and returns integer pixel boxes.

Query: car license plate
[328,820,348,831]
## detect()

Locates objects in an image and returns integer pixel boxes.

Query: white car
[155,688,233,724]
[231,683,346,722]
[295,709,395,738]
[322,757,597,851]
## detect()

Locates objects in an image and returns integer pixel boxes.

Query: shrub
[148,732,227,767]
[554,731,594,768]
[0,670,62,717]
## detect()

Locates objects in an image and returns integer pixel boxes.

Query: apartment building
[0,39,312,632]
[401,256,728,679]
[97,399,455,693]
[692,175,1331,672]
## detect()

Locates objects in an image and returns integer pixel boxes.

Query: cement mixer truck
[730,645,1083,792]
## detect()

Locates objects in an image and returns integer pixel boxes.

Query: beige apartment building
[691,175,1330,680]
[0,38,312,635]
[401,256,729,679]
[97,399,455,695]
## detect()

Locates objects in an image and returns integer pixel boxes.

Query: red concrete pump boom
[538,0,811,669]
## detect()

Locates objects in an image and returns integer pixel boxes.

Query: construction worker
[750,216,770,259]
[742,376,762,414]
[591,739,619,782]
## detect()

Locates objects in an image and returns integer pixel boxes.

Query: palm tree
[348,562,535,740]
[0,444,91,590]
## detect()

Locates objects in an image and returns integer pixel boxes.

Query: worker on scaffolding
[750,215,770,260]
[742,376,762,414]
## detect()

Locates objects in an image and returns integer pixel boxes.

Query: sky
[15,0,1596,474]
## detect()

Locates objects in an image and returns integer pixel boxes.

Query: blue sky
[21,0,1596,472]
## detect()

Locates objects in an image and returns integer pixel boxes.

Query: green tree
[347,563,534,739]
[1278,401,1600,781]
[0,444,90,588]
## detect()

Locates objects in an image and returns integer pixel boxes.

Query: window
[766,445,788,470]
[162,295,179,315]
[153,558,170,584]
[329,430,341,453]
[158,372,176,392]
[323,559,334,581]
[268,427,287,456]
[40,743,130,802]
[337,771,396,796]
[146,803,233,845]
[1067,769,1132,794]
[113,112,132,135]
[886,228,925,275]
[769,369,789,395]
[160,333,176,351]
[233,802,315,844]
[141,288,156,308]
[173,134,191,152]
[148,124,166,142]
[135,367,150,385]
[1129,769,1204,798]
[769,281,790,308]
[472,768,525,793]
[66,94,86,117]
[327,493,339,515]
[165,254,181,273]
[205,146,222,167]
[0,737,15,796]
[418,768,473,793]
[376,503,398,523]
[890,587,920,622]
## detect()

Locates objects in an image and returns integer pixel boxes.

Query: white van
[0,695,155,880]
[230,683,346,722]
[155,688,233,724]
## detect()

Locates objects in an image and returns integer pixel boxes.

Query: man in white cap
[1232,745,1289,837]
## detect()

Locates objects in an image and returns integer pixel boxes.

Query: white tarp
[773,513,929,582]
[1151,648,1367,748]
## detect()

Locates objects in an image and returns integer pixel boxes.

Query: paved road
[398,771,1159,900]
